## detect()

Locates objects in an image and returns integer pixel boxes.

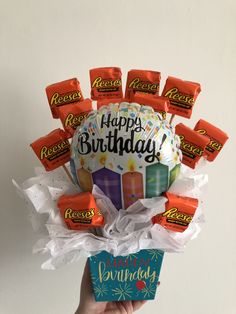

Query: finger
[81,261,90,285]
[117,301,133,314]
[132,300,147,311]
[82,260,91,283]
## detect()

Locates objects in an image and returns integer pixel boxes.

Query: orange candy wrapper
[125,69,161,100]
[162,76,201,119]
[131,92,170,118]
[194,119,229,162]
[152,192,198,232]
[30,129,70,171]
[57,99,92,137]
[46,78,84,119]
[175,123,210,169]
[57,192,105,230]
[97,97,127,109]
[90,67,123,100]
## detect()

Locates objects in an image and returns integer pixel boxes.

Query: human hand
[75,260,147,314]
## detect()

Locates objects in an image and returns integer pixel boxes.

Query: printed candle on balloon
[145,163,169,198]
[92,167,122,210]
[169,164,181,186]
[76,158,93,192]
[122,159,144,209]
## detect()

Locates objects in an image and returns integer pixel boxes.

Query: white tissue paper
[13,162,207,270]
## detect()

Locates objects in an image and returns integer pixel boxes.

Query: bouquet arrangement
[14,67,228,301]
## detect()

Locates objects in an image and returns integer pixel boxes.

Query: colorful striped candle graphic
[122,159,144,209]
[145,163,169,198]
[169,164,181,186]
[92,167,122,210]
[77,167,93,192]
[122,171,144,209]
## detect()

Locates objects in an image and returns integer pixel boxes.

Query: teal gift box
[89,249,164,302]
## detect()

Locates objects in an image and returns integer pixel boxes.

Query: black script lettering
[100,113,144,133]
[77,132,91,155]
[77,128,157,163]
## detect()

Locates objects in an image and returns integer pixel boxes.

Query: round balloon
[71,102,182,210]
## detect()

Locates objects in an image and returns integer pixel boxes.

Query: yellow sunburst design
[140,283,156,298]
[147,250,163,261]
[94,283,109,297]
[112,283,132,301]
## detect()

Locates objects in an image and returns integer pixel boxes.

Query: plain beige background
[1,0,236,313]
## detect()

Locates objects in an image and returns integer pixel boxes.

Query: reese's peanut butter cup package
[125,69,161,100]
[46,78,84,118]
[152,192,198,232]
[162,76,201,119]
[90,67,123,100]
[58,192,104,230]
[97,97,127,109]
[30,129,70,171]
[57,98,92,137]
[132,92,170,119]
[194,119,229,162]
[175,123,210,169]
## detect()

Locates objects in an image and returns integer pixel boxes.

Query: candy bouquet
[14,67,228,302]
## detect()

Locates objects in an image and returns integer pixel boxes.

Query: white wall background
[1,0,236,313]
